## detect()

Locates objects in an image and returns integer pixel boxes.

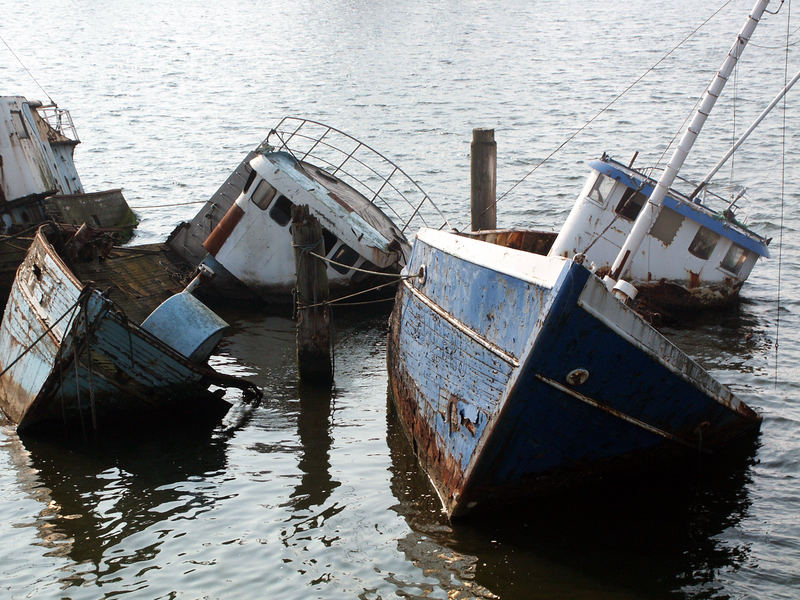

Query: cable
[775,0,791,386]
[0,32,54,105]
[485,0,737,216]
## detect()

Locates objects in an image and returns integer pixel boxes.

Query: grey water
[1,0,799,597]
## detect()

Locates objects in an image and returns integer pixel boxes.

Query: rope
[484,0,737,216]
[297,245,406,278]
[0,292,85,380]
[128,200,208,209]
[298,276,416,310]
[327,297,396,307]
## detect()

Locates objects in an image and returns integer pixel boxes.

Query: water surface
[1,1,799,598]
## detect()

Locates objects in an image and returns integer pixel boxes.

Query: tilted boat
[0,96,137,301]
[0,224,258,433]
[387,0,772,518]
[546,152,771,311]
[167,117,450,303]
[468,40,800,315]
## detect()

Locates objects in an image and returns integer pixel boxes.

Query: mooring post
[291,204,333,385]
[470,127,497,232]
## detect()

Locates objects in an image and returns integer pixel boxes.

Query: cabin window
[269,195,293,226]
[10,111,29,139]
[721,244,749,275]
[688,226,720,260]
[329,243,359,274]
[322,228,338,255]
[586,174,615,206]
[352,259,379,282]
[242,167,257,193]
[251,179,277,210]
[648,208,684,246]
[615,187,647,220]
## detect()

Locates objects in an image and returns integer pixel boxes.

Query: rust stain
[203,203,245,256]
[689,271,700,289]
[387,301,467,516]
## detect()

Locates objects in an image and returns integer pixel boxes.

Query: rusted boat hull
[387,229,761,518]
[0,227,245,433]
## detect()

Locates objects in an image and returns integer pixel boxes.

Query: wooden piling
[291,204,333,385]
[470,127,497,232]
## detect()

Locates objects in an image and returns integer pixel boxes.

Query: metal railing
[38,105,80,143]
[260,117,452,235]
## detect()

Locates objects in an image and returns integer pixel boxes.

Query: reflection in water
[0,303,769,599]
[6,420,229,586]
[291,383,339,512]
[385,401,499,599]
[660,299,772,377]
[385,397,760,599]
[280,383,344,552]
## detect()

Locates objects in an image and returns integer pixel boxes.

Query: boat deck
[69,243,192,325]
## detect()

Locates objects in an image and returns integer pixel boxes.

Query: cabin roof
[590,158,770,258]
[255,151,406,253]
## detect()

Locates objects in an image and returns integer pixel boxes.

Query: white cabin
[548,155,770,308]
[201,150,408,301]
[0,97,83,210]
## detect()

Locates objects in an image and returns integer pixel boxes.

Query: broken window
[269,195,292,226]
[615,186,647,220]
[648,208,684,246]
[688,226,720,260]
[329,242,359,274]
[586,174,616,206]
[10,111,29,139]
[251,179,277,210]
[721,244,749,275]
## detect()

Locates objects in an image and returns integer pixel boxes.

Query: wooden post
[470,127,497,231]
[291,204,333,385]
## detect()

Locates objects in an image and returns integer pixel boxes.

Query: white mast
[607,0,773,288]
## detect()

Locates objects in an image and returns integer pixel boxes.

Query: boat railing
[261,117,452,234]
[38,105,80,143]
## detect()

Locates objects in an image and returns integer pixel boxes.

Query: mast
[690,67,800,199]
[607,0,772,288]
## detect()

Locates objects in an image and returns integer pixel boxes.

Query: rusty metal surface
[457,228,557,255]
[0,225,251,432]
[386,229,761,519]
[203,203,245,257]
[43,189,137,242]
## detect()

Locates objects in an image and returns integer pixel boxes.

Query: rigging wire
[484,0,737,214]
[730,62,738,186]
[775,0,791,387]
[0,32,54,105]
[749,23,800,46]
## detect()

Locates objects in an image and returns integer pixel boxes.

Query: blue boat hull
[387,229,761,518]
[0,228,238,433]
